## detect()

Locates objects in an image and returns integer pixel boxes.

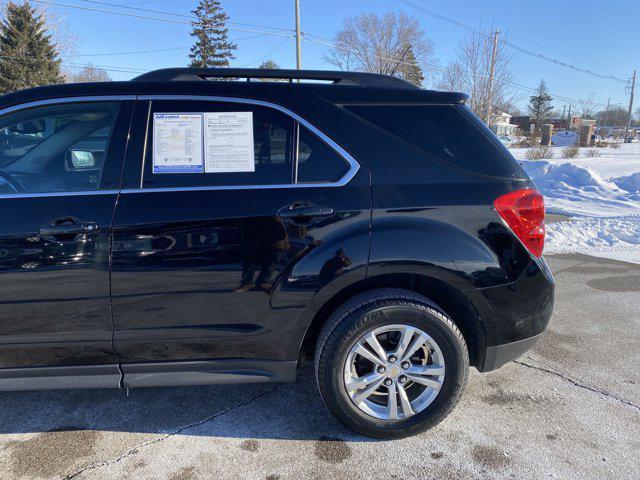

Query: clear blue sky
[50,0,639,112]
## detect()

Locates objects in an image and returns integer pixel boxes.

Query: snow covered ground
[511,143,640,179]
[509,143,640,263]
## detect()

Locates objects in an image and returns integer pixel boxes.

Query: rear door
[0,97,133,389]
[110,96,371,387]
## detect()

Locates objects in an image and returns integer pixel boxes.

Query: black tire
[315,288,469,439]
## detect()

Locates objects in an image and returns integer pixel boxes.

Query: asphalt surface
[0,253,638,480]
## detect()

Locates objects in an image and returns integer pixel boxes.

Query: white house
[490,111,517,136]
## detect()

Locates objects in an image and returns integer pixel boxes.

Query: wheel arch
[299,273,486,368]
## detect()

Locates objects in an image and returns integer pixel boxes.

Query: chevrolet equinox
[0,68,554,439]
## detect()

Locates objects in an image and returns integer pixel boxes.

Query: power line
[399,0,629,84]
[238,38,291,68]
[75,0,295,33]
[0,53,146,74]
[31,0,294,39]
[70,34,266,57]
[503,41,628,83]
[399,0,481,35]
[301,36,616,109]
[302,34,430,71]
[26,0,630,107]
[73,46,189,57]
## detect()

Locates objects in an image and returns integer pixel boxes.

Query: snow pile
[511,142,640,179]
[510,143,640,262]
[612,172,640,194]
[545,216,640,254]
[521,160,640,217]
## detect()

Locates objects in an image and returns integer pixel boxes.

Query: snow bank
[511,142,640,179]
[545,216,640,264]
[521,160,640,217]
[510,143,640,262]
[612,172,640,194]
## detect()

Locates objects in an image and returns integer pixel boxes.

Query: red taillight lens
[493,188,545,258]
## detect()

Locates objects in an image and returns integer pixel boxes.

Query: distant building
[510,115,570,132]
[510,115,534,132]
[550,118,570,130]
[490,111,517,136]
[596,125,630,138]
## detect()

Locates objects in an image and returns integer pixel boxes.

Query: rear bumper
[469,257,554,371]
[479,332,543,372]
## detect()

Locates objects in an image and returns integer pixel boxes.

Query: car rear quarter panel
[367,178,554,349]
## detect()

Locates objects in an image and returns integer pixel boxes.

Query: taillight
[493,188,545,258]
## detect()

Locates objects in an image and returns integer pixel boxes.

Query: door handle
[277,203,334,223]
[39,221,99,238]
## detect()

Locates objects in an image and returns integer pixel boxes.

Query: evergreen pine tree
[528,79,554,128]
[397,44,424,87]
[0,1,63,94]
[188,0,237,68]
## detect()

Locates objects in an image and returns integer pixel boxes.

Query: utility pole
[485,29,499,125]
[602,97,610,138]
[623,70,636,143]
[603,97,610,127]
[295,0,302,71]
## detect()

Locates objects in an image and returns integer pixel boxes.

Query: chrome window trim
[0,190,120,200]
[136,94,360,191]
[119,183,325,194]
[0,94,361,199]
[292,121,300,183]
[139,101,153,189]
[0,95,136,117]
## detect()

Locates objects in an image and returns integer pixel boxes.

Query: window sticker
[204,112,255,173]
[152,113,204,173]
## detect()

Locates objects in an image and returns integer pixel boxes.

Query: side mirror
[70,150,96,169]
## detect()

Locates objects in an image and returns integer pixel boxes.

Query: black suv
[0,68,554,438]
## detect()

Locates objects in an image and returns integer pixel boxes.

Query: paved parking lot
[0,253,638,480]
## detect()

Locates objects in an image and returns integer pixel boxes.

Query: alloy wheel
[343,323,446,420]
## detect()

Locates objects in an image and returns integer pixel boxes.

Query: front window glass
[0,102,119,194]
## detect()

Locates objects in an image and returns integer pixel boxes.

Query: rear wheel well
[301,274,485,367]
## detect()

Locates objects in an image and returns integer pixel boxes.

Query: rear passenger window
[143,101,294,188]
[344,104,525,179]
[297,126,349,183]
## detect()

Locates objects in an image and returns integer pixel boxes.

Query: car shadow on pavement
[0,365,378,442]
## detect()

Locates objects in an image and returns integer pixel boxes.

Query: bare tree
[66,63,111,83]
[435,62,466,92]
[323,12,433,84]
[577,93,597,119]
[596,106,630,126]
[438,28,518,123]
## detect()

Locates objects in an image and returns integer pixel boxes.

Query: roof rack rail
[132,68,418,89]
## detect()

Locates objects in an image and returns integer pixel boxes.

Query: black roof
[0,68,468,110]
